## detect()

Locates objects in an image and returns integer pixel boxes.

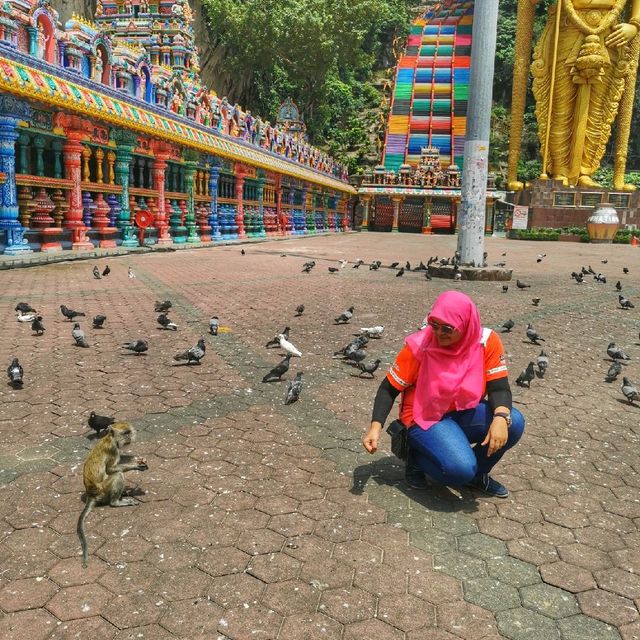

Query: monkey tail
[77,497,96,568]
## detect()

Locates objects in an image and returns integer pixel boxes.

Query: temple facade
[0,0,354,254]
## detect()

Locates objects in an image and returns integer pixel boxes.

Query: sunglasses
[427,320,456,335]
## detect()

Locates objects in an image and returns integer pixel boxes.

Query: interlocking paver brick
[46,583,113,620]
[0,608,59,640]
[520,582,580,619]
[540,561,597,593]
[278,612,343,640]
[344,618,405,639]
[434,551,487,580]
[464,577,521,611]
[557,614,622,640]
[578,589,639,627]
[0,576,58,612]
[47,615,118,639]
[217,603,282,640]
[437,600,498,638]
[496,607,561,640]
[159,597,223,636]
[246,551,301,583]
[595,568,640,600]
[261,578,320,616]
[319,586,376,624]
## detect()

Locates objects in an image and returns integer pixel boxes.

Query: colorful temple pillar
[112,129,138,248]
[208,157,222,241]
[256,170,267,238]
[183,158,200,244]
[234,163,247,239]
[0,96,32,254]
[150,142,172,245]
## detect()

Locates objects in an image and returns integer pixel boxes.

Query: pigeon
[581,266,590,276]
[536,350,549,377]
[88,412,115,436]
[157,313,178,331]
[601,258,608,264]
[60,305,85,321]
[128,267,136,278]
[623,267,629,274]
[526,323,545,344]
[532,298,541,306]
[295,304,305,317]
[607,342,631,361]
[605,361,622,383]
[285,372,303,405]
[328,267,339,273]
[14,302,36,314]
[16,312,37,322]
[536,253,546,263]
[7,358,23,387]
[122,339,149,355]
[516,279,531,289]
[516,362,536,388]
[594,273,607,284]
[587,265,596,275]
[615,281,622,292]
[241,248,245,255]
[619,294,635,310]
[154,300,172,313]
[302,261,316,273]
[501,319,515,333]
[395,267,405,277]
[453,271,462,281]
[209,316,219,336]
[102,265,110,276]
[266,327,290,348]
[174,338,206,365]
[262,355,292,382]
[339,260,348,269]
[93,266,101,279]
[358,359,381,378]
[31,316,45,336]
[92,315,107,329]
[494,262,507,267]
[573,273,585,284]
[369,263,380,271]
[621,377,640,404]
[425,271,432,281]
[72,323,89,348]
[359,326,384,338]
[352,258,364,269]
[416,261,427,271]
[334,307,354,324]
[502,285,509,293]
[333,336,368,358]
[388,262,399,269]
[501,252,507,257]
[278,334,302,358]
[405,261,411,271]
[343,348,368,365]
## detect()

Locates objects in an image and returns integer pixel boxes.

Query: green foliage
[514,228,560,241]
[201,0,412,166]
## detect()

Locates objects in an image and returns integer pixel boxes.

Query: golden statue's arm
[506,0,539,191]
[613,0,640,190]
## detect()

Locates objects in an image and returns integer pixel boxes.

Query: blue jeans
[406,401,525,486]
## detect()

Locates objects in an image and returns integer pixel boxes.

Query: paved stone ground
[0,232,639,640]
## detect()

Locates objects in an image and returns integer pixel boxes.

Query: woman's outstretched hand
[362,422,382,454]
[482,418,508,457]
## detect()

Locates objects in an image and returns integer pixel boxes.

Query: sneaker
[467,473,509,498]
[405,455,428,489]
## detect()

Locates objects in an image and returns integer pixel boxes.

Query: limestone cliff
[54,0,248,100]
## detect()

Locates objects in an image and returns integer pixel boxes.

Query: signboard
[511,205,529,230]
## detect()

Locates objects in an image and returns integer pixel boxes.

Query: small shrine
[0,0,352,254]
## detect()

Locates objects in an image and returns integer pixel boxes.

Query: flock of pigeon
[497,255,639,404]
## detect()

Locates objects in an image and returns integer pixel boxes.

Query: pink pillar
[62,133,93,250]
[151,153,172,244]
[234,164,247,239]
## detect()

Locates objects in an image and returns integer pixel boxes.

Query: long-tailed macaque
[77,423,148,566]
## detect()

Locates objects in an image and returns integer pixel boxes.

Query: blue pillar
[207,156,222,240]
[0,97,32,255]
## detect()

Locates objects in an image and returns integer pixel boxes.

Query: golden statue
[507,0,640,191]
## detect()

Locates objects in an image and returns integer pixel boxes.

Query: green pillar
[112,130,138,247]
[183,159,200,244]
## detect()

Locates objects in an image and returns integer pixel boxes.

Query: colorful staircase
[383,1,474,172]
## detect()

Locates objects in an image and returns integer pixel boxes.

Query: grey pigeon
[532,298,540,306]
[7,358,23,387]
[209,316,219,336]
[621,377,640,403]
[92,315,107,329]
[594,273,607,284]
[31,316,45,336]
[15,302,36,314]
[358,359,381,378]
[502,285,508,293]
[285,372,303,405]
[388,262,399,269]
[302,261,315,273]
[619,294,635,309]
[501,319,514,333]
[516,279,531,289]
[607,342,631,361]
[395,267,405,277]
[262,355,292,382]
[334,307,354,324]
[535,350,549,377]
[615,281,622,292]
[328,267,339,273]
[605,361,622,383]
[122,339,149,355]
[154,300,172,313]
[174,338,206,365]
[72,323,89,348]
[102,265,110,276]
[60,305,85,321]
[295,304,305,317]
[516,362,536,388]
[343,348,368,365]
[93,266,101,279]
[526,323,545,344]
[623,267,629,274]
[157,313,178,331]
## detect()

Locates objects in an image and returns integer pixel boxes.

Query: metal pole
[457,0,499,267]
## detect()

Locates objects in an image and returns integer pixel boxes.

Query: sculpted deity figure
[35,22,48,59]
[508,0,640,189]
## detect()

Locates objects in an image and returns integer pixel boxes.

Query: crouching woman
[362,291,524,498]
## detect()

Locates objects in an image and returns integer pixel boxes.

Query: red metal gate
[370,197,393,232]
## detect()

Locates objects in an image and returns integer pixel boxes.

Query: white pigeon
[16,312,37,322]
[360,326,385,338]
[339,259,348,269]
[278,334,302,357]
[128,267,136,278]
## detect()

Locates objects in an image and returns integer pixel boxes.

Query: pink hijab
[405,290,485,430]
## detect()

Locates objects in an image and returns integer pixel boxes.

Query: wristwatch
[494,411,512,427]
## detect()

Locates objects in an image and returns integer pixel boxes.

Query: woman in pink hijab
[363,291,524,498]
